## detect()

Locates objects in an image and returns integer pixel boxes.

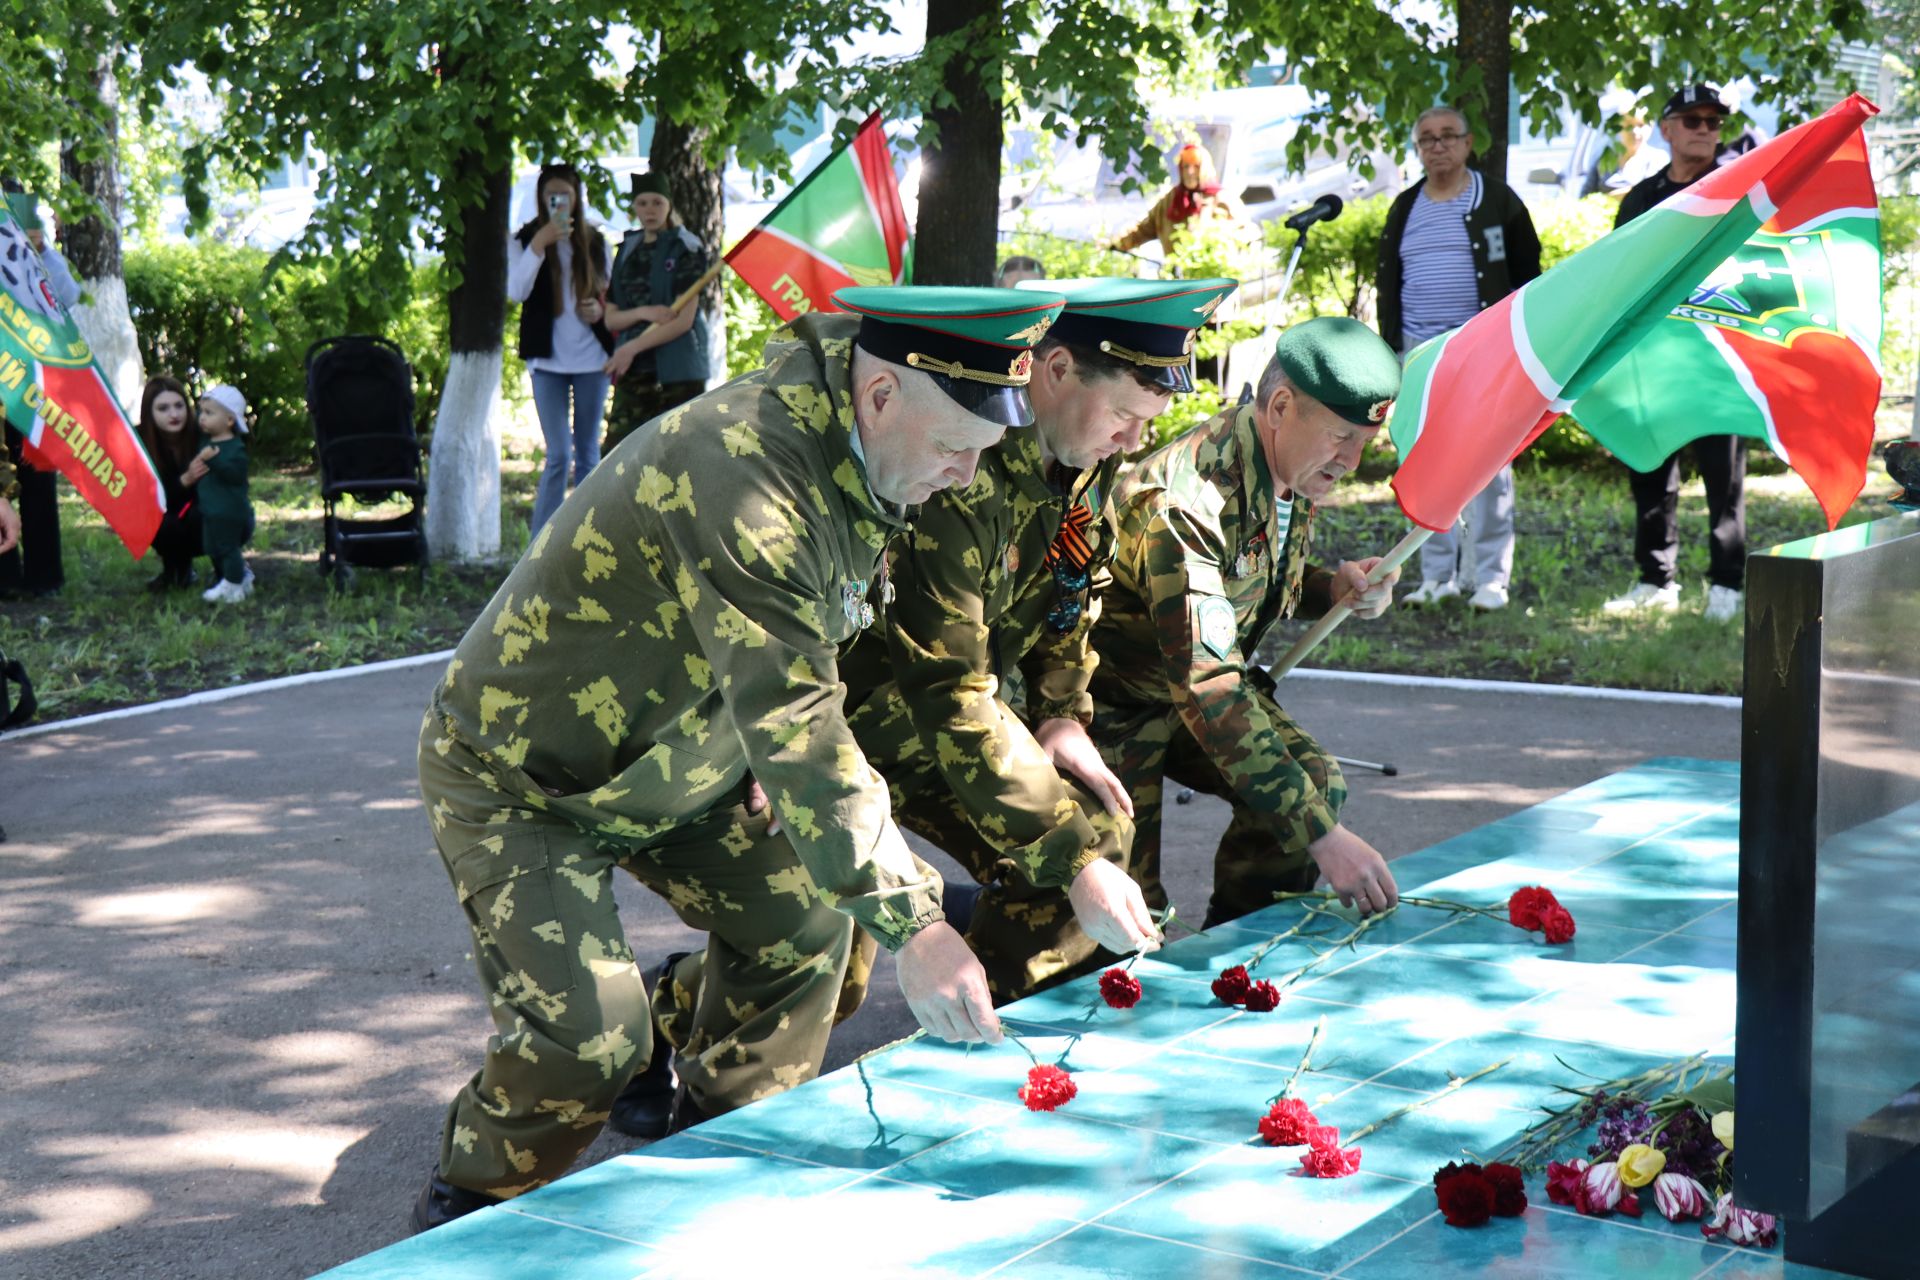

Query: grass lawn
[1,414,1912,723]
[0,454,540,723]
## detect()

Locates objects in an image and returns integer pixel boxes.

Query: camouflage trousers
[420,728,856,1197]
[601,374,706,455]
[838,686,1133,1005]
[1092,682,1346,928]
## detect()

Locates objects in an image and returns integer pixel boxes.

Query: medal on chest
[1004,544,1020,575]
[1233,531,1268,579]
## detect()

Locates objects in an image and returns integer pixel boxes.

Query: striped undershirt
[1398,170,1482,346]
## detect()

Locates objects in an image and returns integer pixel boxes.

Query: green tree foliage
[1233,0,1873,182]
[0,0,117,214]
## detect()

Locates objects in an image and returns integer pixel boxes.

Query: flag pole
[668,261,727,314]
[1268,525,1432,677]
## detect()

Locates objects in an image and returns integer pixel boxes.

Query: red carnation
[1258,1097,1318,1146]
[1484,1162,1528,1217]
[1242,979,1282,1012]
[1211,964,1252,1005]
[1434,1168,1495,1226]
[1433,1161,1482,1186]
[1099,967,1142,1009]
[1508,886,1558,932]
[1546,1158,1588,1205]
[1300,1128,1362,1179]
[1541,905,1577,945]
[1019,1063,1078,1112]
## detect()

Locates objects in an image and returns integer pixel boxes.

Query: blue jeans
[529,368,610,534]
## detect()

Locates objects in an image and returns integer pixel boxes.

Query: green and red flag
[0,205,163,556]
[1390,94,1881,532]
[725,111,912,321]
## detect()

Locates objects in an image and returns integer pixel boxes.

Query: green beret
[628,172,671,200]
[5,193,42,232]
[1273,316,1401,425]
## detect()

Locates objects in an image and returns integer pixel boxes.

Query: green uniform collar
[773,312,908,548]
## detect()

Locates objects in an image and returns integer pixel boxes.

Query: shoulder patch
[1197,596,1237,660]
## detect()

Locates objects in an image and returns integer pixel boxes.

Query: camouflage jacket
[839,433,1120,887]
[425,313,942,951]
[1089,403,1341,838]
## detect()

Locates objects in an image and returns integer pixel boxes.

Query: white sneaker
[1403,579,1462,606]
[1602,582,1680,614]
[1704,585,1743,623]
[1468,582,1509,611]
[239,567,257,598]
[202,579,247,604]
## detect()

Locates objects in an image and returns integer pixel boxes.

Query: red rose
[1434,1169,1495,1226]
[1541,905,1577,945]
[1099,968,1142,1009]
[1300,1128,1362,1178]
[1018,1063,1078,1112]
[1546,1158,1588,1206]
[1211,964,1252,1005]
[1258,1097,1318,1146]
[1508,886,1558,931]
[1484,1162,1528,1217]
[1243,979,1281,1012]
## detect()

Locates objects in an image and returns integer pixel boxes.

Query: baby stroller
[306,334,428,586]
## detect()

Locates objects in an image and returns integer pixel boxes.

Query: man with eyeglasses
[1376,106,1541,613]
[1603,84,1748,623]
[828,278,1240,1005]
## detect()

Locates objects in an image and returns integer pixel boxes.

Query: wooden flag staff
[668,261,728,315]
[1268,525,1432,678]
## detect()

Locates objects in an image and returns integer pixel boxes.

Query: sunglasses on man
[1670,113,1727,132]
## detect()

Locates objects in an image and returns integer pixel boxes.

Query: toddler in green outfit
[184,385,255,604]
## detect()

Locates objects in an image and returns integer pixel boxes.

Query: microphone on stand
[1283,193,1345,234]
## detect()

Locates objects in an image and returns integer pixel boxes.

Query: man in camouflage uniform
[412,284,1068,1230]
[836,277,1239,1002]
[600,172,713,453]
[1090,317,1406,929]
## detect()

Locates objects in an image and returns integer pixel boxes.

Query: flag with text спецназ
[0,204,163,557]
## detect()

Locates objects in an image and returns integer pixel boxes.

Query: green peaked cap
[1272,316,1401,426]
[834,285,1068,428]
[1018,276,1239,393]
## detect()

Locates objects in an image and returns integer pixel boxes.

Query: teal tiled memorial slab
[318,762,1854,1279]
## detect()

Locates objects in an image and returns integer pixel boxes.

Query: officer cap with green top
[834,285,1068,428]
[1017,276,1239,393]
[1271,316,1401,426]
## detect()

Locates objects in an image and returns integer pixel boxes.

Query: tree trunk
[913,0,1002,287]
[58,21,145,412]
[425,158,511,562]
[650,112,726,383]
[1456,0,1514,186]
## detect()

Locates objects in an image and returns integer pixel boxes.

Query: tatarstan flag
[725,112,911,322]
[0,206,163,557]
[1390,94,1881,532]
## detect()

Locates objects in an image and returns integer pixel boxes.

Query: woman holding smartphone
[509,163,615,535]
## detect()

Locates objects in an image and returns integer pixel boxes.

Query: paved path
[0,663,1737,1279]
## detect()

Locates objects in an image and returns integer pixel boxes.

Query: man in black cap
[1604,84,1747,623]
[600,172,714,453]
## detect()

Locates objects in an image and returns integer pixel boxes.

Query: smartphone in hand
[546,193,572,228]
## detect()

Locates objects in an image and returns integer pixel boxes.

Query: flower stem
[1271,1015,1327,1103]
[1341,1060,1508,1147]
[1273,909,1396,992]
[1004,1031,1042,1068]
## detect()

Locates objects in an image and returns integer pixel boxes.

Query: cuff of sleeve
[1035,696,1094,727]
[1008,811,1101,890]
[1297,795,1339,849]
[882,899,948,953]
[1064,841,1104,882]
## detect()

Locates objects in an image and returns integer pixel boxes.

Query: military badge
[841,580,876,631]
[1232,532,1267,579]
[1008,349,1034,381]
[1367,399,1393,424]
[1005,544,1020,575]
[1198,596,1237,659]
[1006,316,1054,345]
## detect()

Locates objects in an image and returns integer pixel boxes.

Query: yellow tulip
[1712,1110,1735,1150]
[1618,1143,1667,1188]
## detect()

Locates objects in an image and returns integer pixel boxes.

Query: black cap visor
[926,373,1035,428]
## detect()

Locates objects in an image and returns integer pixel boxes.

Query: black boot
[411,1173,502,1234]
[606,951,688,1139]
[607,1033,675,1138]
[666,1083,715,1135]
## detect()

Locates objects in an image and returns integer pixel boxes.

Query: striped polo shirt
[1398,170,1483,347]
